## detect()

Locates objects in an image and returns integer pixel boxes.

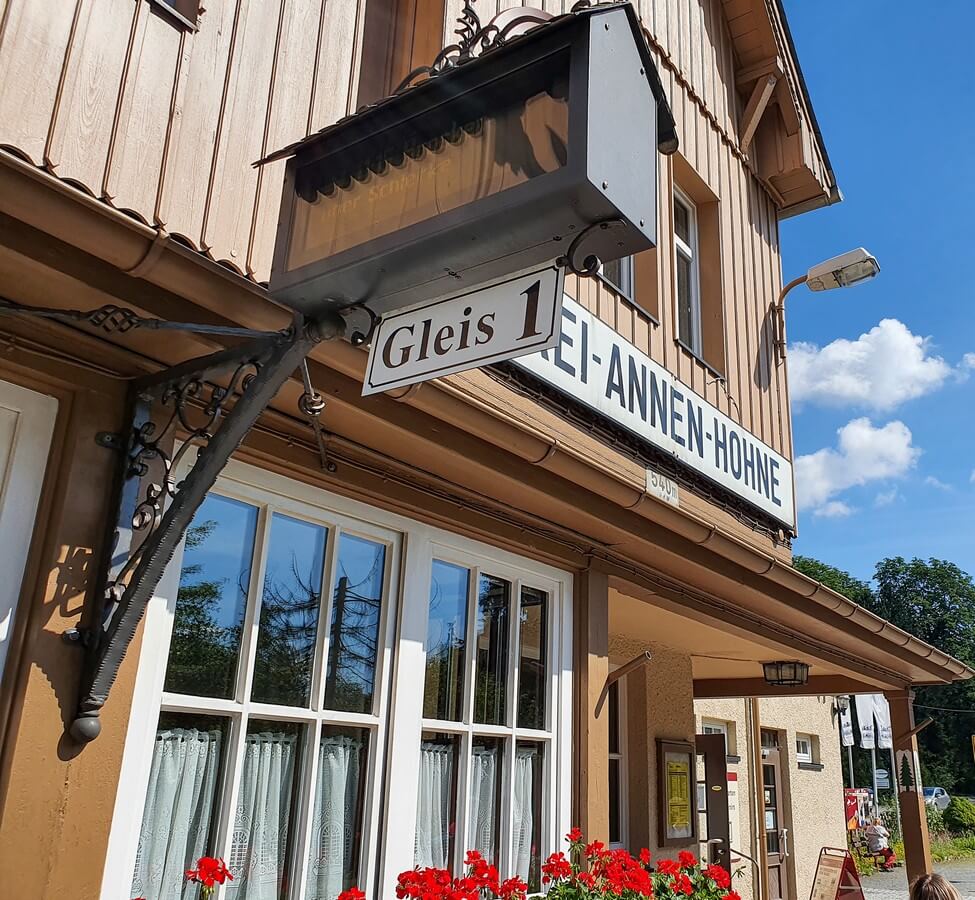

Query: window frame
[150,0,200,30]
[673,187,703,357]
[598,256,635,302]
[607,675,628,850]
[795,734,814,765]
[104,456,573,900]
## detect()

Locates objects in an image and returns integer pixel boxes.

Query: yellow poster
[666,753,692,836]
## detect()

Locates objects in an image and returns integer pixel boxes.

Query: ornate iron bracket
[66,311,346,742]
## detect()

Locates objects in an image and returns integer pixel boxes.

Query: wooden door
[0,380,56,683]
[762,739,790,900]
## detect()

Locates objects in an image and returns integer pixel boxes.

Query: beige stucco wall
[609,634,700,861]
[695,696,848,900]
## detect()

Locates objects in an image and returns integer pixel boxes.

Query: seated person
[865,817,896,871]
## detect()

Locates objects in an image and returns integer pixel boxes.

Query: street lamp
[774,247,880,360]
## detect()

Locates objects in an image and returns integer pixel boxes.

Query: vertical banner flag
[839,702,855,747]
[873,694,893,749]
[854,694,876,748]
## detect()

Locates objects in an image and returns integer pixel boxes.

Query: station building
[0,1,968,899]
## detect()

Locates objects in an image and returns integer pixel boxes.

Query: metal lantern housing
[262,2,677,317]
[762,660,811,687]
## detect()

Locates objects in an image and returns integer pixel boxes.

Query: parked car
[924,787,951,810]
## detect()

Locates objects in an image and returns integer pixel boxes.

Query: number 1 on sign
[519,280,542,339]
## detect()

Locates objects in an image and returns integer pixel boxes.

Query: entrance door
[761,731,790,900]
[0,379,56,683]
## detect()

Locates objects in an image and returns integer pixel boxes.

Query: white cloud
[813,500,855,518]
[789,319,959,411]
[795,417,921,512]
[874,488,899,507]
[963,353,975,371]
[924,475,952,491]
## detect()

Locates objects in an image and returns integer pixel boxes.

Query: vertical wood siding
[0,0,362,262]
[0,0,801,460]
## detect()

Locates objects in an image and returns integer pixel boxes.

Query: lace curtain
[414,741,454,867]
[225,731,299,900]
[512,747,537,883]
[131,728,223,900]
[416,741,537,877]
[468,745,499,862]
[306,735,364,900]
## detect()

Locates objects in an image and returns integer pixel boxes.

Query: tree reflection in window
[165,495,258,699]
[251,514,327,707]
[423,561,469,721]
[324,534,386,713]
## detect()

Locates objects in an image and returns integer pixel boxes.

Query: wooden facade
[0,0,832,469]
[14,6,962,900]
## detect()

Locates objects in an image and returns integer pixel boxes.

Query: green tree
[797,555,975,795]
[794,556,875,607]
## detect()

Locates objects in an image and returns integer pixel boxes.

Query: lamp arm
[774,274,808,361]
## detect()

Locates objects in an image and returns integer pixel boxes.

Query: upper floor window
[600,257,634,299]
[152,0,200,29]
[674,189,702,355]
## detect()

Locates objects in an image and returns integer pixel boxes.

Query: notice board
[809,848,865,900]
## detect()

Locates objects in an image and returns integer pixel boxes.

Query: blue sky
[780,0,975,581]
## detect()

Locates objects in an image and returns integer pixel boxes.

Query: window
[113,461,571,900]
[152,0,200,28]
[128,492,394,900]
[600,257,634,299]
[674,189,702,355]
[595,252,659,321]
[700,718,736,756]
[608,678,627,849]
[416,557,559,891]
[796,734,815,765]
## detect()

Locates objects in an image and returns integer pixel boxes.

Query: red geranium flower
[565,826,584,844]
[673,873,694,895]
[657,858,681,876]
[723,891,743,900]
[337,890,366,900]
[639,847,653,865]
[678,850,698,869]
[705,864,732,889]
[185,857,233,895]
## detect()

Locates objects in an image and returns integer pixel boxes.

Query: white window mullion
[236,504,273,706]
[214,709,248,890]
[378,529,433,889]
[291,716,322,900]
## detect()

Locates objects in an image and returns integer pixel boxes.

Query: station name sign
[514,297,796,528]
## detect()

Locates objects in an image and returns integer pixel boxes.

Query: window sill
[149,0,199,31]
[593,272,660,326]
[798,762,824,772]
[674,338,724,381]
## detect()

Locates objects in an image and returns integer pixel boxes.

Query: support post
[886,690,932,883]
[574,567,609,841]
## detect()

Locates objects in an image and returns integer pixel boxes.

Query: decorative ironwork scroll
[68,312,345,742]
[393,0,553,94]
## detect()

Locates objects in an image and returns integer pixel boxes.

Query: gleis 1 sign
[362,265,563,395]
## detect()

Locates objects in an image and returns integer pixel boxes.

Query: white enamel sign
[515,296,796,528]
[363,264,564,396]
